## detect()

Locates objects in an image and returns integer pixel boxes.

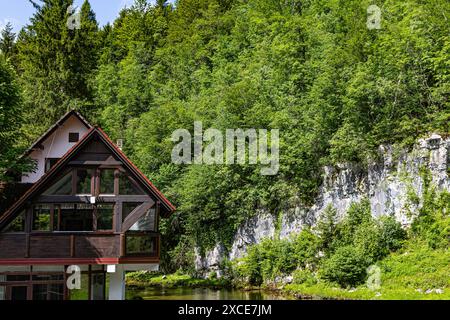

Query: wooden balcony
[0,232,160,264]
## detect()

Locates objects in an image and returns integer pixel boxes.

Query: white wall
[21,115,90,183]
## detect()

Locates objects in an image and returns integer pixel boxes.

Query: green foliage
[411,168,450,249]
[316,205,338,252]
[126,271,230,288]
[0,57,33,180]
[292,227,320,268]
[319,245,369,288]
[292,269,317,286]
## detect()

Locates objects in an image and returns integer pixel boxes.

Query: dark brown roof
[23,110,92,157]
[0,127,176,230]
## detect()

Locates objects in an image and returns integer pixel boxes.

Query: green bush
[292,269,318,286]
[320,246,369,288]
[293,228,320,268]
[380,216,407,253]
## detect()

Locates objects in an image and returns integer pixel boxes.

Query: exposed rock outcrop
[195,134,450,276]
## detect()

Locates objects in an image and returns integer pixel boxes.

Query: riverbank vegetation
[126,271,230,289]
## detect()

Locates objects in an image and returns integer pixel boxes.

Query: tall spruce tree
[0,22,17,60]
[17,0,99,141]
[0,57,32,181]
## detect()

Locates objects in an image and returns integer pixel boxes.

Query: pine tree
[0,22,16,59]
[17,0,99,139]
[0,57,32,181]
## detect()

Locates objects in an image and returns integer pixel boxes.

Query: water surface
[127,287,291,300]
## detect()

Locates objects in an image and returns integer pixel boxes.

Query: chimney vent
[116,139,124,150]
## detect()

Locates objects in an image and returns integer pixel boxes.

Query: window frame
[68,132,80,143]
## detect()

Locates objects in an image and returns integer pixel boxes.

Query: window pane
[45,158,60,173]
[129,208,156,232]
[122,203,142,222]
[32,274,64,281]
[126,234,156,256]
[97,204,114,230]
[6,275,30,281]
[48,283,64,300]
[91,274,105,300]
[43,171,72,195]
[100,169,115,194]
[4,211,25,233]
[60,204,93,232]
[69,273,89,300]
[119,173,145,195]
[76,169,93,195]
[32,205,51,231]
[0,286,5,301]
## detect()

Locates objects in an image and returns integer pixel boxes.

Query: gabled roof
[0,127,176,229]
[23,110,92,157]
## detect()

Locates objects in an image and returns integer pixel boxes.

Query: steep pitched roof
[0,127,175,229]
[23,110,92,157]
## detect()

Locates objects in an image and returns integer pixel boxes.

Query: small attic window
[69,132,79,143]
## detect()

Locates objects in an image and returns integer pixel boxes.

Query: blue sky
[0,0,140,33]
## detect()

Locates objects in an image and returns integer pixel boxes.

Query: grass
[126,272,231,289]
[284,242,450,300]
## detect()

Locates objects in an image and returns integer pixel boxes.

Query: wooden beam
[70,235,75,258]
[37,195,153,203]
[68,160,123,166]
[120,234,125,257]
[121,201,155,232]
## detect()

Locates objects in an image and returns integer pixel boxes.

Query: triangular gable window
[3,210,26,233]
[43,171,72,195]
[119,173,145,195]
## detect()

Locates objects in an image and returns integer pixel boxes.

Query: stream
[126,287,292,300]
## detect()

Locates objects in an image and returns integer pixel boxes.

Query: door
[7,285,31,300]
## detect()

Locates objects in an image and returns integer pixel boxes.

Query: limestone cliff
[195,134,450,276]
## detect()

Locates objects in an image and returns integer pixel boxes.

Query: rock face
[195,135,450,276]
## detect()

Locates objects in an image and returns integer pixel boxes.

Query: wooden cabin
[0,111,175,300]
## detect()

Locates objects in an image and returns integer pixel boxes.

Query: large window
[32,205,51,231]
[125,233,157,256]
[43,171,72,195]
[60,204,93,232]
[96,204,114,231]
[100,169,115,195]
[33,284,64,300]
[76,169,93,195]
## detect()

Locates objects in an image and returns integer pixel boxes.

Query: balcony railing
[0,232,159,261]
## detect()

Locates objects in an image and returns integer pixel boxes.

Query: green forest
[0,0,449,299]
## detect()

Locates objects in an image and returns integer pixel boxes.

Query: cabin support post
[108,264,125,300]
